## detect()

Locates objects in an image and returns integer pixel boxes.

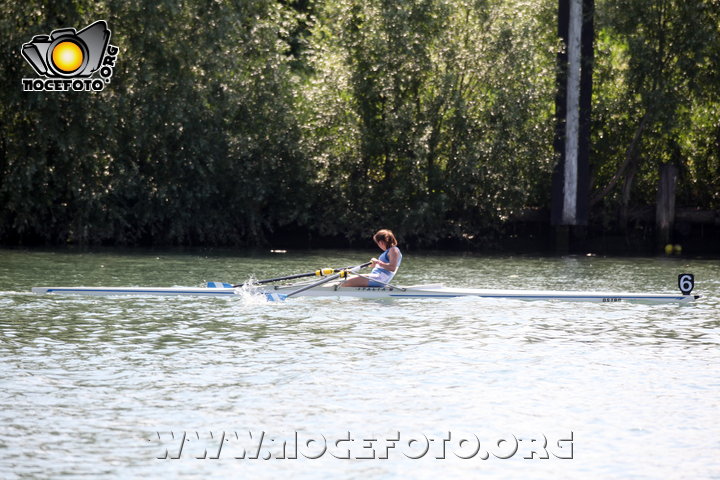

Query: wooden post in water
[551,0,593,252]
[656,164,678,248]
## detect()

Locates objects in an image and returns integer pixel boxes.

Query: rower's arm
[372,247,400,272]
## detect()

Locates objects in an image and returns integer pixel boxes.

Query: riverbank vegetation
[1,0,718,251]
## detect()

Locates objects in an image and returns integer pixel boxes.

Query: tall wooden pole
[552,0,593,235]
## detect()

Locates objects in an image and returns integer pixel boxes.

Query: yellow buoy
[664,244,673,255]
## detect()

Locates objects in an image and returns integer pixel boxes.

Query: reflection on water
[0,250,718,479]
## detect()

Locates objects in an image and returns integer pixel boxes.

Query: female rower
[342,229,402,287]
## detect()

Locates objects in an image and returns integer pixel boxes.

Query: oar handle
[235,261,372,288]
[284,261,372,298]
[235,267,340,288]
[347,261,372,271]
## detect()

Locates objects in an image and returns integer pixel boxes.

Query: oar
[232,264,367,288]
[265,261,371,301]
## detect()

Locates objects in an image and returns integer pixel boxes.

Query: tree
[302,0,557,246]
[591,0,720,230]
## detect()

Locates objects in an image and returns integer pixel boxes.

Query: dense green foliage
[0,0,718,248]
[302,0,556,245]
[592,0,720,229]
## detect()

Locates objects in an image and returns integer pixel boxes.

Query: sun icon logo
[51,40,85,74]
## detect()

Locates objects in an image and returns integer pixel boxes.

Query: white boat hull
[31,283,698,304]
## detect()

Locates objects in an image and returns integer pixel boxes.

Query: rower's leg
[340,276,370,287]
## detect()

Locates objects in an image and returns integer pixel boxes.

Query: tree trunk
[619,155,639,233]
[655,163,678,247]
[590,113,648,207]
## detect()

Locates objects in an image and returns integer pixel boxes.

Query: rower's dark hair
[373,229,397,247]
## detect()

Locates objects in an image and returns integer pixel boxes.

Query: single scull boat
[31,272,699,304]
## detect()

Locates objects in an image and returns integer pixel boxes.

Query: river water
[1,249,718,479]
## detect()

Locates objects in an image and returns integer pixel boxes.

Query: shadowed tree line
[0,0,718,249]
